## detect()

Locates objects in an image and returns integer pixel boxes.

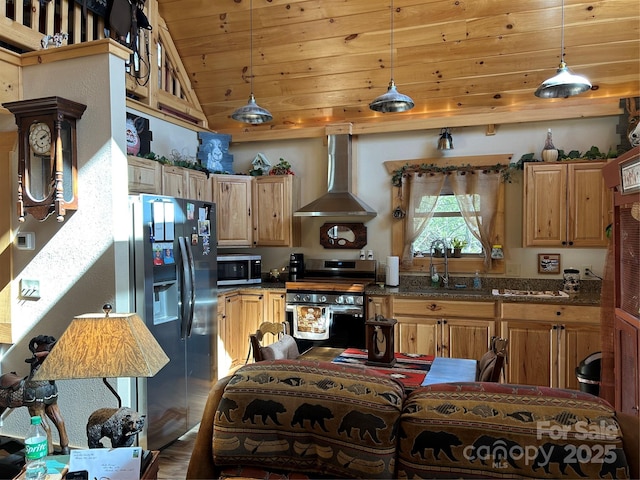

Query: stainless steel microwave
[217,254,262,286]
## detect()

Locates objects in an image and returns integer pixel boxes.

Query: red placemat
[331,348,434,389]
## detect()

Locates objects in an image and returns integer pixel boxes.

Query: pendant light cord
[389,0,394,80]
[560,0,565,63]
[250,0,254,94]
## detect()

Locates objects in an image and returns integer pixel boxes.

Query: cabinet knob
[568,241,574,246]
[556,311,562,316]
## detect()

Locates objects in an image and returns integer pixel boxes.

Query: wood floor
[157,425,199,480]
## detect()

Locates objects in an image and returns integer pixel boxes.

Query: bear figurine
[86,407,146,448]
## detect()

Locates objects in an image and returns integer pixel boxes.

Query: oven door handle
[286,304,363,316]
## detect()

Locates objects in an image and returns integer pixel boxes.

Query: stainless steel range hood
[294,133,377,218]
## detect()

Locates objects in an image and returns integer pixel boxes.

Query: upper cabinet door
[568,163,609,247]
[523,162,608,247]
[213,175,253,247]
[252,175,300,247]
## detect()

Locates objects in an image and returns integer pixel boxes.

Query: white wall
[2,46,129,448]
[227,116,618,279]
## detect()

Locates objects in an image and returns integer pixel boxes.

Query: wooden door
[214,175,253,247]
[265,291,286,324]
[560,322,602,389]
[162,165,187,197]
[218,293,241,377]
[394,316,439,355]
[253,176,294,246]
[615,314,640,415]
[523,163,566,246]
[240,293,265,364]
[567,162,609,247]
[367,296,390,319]
[128,156,161,193]
[501,320,554,386]
[187,169,212,201]
[443,318,495,361]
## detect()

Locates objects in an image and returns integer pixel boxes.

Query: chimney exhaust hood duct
[294,133,377,218]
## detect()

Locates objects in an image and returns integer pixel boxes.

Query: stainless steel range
[285,259,376,351]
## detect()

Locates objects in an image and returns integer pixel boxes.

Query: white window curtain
[402,169,501,269]
[401,173,446,267]
[449,170,502,269]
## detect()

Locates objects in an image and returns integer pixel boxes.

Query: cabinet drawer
[393,298,495,318]
[501,303,600,323]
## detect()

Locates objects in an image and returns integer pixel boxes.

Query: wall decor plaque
[320,223,367,249]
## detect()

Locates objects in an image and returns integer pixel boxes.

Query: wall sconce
[438,128,453,150]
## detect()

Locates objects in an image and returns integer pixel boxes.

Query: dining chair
[476,336,508,382]
[249,321,299,362]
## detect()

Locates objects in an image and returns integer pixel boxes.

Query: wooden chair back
[477,336,508,382]
[249,321,291,362]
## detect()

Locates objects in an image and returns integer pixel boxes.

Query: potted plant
[451,237,468,257]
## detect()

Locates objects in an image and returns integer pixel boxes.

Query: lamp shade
[369,80,415,113]
[32,312,169,381]
[534,62,592,98]
[231,93,273,124]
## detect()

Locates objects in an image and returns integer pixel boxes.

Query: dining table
[299,347,478,390]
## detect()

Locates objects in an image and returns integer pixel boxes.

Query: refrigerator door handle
[178,236,195,339]
[184,238,196,337]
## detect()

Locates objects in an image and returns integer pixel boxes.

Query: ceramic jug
[562,268,580,294]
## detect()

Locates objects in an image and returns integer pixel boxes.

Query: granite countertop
[363,285,600,306]
[220,278,601,306]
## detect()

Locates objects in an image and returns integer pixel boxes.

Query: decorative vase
[541,129,558,162]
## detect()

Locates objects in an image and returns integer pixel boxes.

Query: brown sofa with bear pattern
[187,359,638,479]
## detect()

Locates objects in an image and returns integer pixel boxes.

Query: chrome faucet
[429,239,449,288]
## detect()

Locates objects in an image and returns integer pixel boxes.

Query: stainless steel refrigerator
[129,194,217,450]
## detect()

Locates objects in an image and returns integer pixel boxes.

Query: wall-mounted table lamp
[32,305,169,408]
[438,128,453,150]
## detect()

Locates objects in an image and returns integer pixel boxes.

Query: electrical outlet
[582,265,592,277]
[19,278,40,300]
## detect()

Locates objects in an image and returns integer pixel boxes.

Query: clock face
[28,122,52,156]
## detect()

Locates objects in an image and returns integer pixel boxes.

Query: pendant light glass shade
[232,0,273,124]
[369,1,414,113]
[534,0,591,98]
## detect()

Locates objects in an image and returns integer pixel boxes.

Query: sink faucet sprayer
[429,239,449,288]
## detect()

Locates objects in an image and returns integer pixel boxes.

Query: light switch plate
[15,232,35,250]
[20,279,40,300]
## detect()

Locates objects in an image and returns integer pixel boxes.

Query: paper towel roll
[386,256,399,286]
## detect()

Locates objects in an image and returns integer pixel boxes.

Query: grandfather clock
[3,97,86,222]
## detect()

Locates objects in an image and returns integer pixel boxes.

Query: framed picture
[620,155,640,195]
[538,253,561,274]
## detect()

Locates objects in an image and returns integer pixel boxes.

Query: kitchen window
[390,162,506,274]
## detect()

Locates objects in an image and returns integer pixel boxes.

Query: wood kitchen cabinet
[253,175,300,247]
[217,292,242,379]
[602,147,640,416]
[162,164,187,198]
[523,162,609,247]
[213,175,253,247]
[186,169,212,201]
[128,155,161,193]
[392,298,496,359]
[614,315,640,415]
[265,290,286,323]
[367,295,391,319]
[500,303,601,388]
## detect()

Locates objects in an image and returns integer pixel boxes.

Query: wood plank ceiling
[157,0,640,139]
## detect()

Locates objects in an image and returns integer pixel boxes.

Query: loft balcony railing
[0,0,206,127]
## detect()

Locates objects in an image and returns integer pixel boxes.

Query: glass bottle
[25,416,47,480]
[473,271,482,290]
[541,129,559,162]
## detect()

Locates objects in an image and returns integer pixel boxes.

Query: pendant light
[369,0,414,113]
[232,0,273,124]
[534,0,591,98]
